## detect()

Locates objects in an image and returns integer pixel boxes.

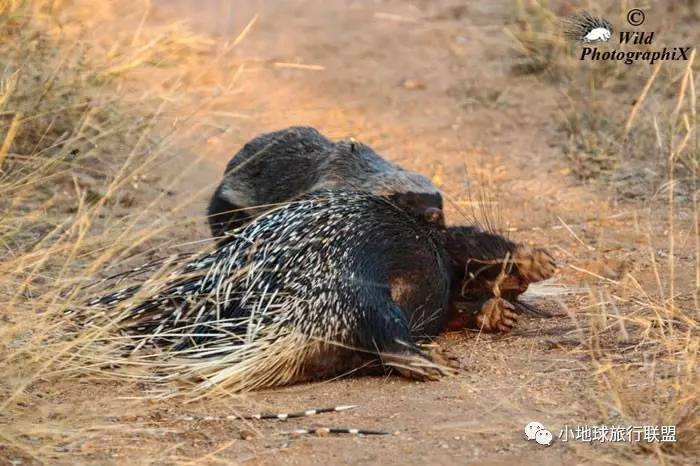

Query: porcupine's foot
[513,244,557,283]
[382,345,459,381]
[421,343,461,372]
[474,297,519,333]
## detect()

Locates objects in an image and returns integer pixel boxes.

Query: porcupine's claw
[382,344,459,381]
[421,343,461,373]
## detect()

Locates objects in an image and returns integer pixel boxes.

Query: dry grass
[0,1,224,462]
[508,1,699,461]
[508,0,699,194]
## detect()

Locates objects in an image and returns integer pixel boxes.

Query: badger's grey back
[208,126,441,238]
[318,140,438,196]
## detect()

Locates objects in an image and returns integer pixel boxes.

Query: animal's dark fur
[85,128,557,388]
[92,191,554,386]
[207,126,443,239]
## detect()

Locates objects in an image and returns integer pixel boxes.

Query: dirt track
[94,1,693,464]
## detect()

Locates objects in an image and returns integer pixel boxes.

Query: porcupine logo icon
[564,11,613,43]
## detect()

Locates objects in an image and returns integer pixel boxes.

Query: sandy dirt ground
[20,1,693,464]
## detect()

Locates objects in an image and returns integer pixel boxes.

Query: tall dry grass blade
[624,62,662,138]
[667,50,695,317]
[0,111,22,169]
[231,13,258,48]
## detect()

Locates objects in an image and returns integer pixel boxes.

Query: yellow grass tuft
[0,1,227,462]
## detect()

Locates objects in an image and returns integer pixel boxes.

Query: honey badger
[207,126,444,239]
[91,190,556,390]
[205,126,553,334]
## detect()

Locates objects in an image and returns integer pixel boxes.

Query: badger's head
[321,140,445,227]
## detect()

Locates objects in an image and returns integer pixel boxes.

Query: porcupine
[91,190,555,391]
[207,126,445,240]
[204,125,543,331]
